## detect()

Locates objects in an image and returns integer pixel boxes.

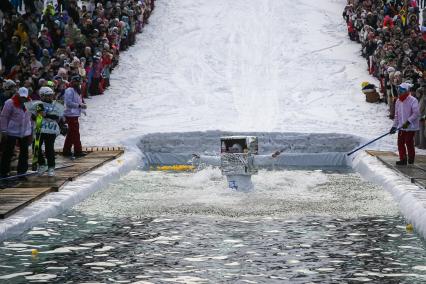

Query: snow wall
[349,152,426,239]
[138,131,361,168]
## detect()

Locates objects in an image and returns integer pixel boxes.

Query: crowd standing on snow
[0,0,155,178]
[343,0,426,148]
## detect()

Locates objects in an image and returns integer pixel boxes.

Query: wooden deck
[0,147,124,219]
[366,150,426,188]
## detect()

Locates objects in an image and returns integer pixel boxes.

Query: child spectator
[33,86,64,176]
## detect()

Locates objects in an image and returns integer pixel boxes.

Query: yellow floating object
[31,249,38,256]
[156,165,195,171]
[406,224,414,232]
[361,81,370,88]
[117,159,123,164]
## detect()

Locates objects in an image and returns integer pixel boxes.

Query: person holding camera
[62,75,87,158]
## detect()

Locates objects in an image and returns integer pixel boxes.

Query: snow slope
[78,0,392,148]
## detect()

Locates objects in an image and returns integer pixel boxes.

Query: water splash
[76,168,398,218]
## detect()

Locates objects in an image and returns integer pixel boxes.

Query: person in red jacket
[383,15,395,29]
[101,48,112,89]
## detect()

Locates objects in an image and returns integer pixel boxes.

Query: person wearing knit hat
[0,85,32,178]
[389,82,420,165]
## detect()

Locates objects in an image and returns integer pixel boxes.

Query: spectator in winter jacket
[383,15,395,29]
[0,87,32,178]
[0,78,13,157]
[34,87,64,176]
[0,78,4,109]
[88,55,102,96]
[13,23,29,47]
[62,75,86,157]
[416,80,426,148]
[0,0,156,162]
[390,83,421,165]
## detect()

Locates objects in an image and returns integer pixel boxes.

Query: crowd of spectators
[0,0,154,178]
[0,0,154,104]
[343,0,426,148]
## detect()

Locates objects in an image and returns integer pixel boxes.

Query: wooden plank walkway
[0,147,124,219]
[366,150,426,188]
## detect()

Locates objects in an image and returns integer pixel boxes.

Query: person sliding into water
[389,82,420,166]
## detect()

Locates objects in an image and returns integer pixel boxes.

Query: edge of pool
[0,147,142,242]
[349,151,426,238]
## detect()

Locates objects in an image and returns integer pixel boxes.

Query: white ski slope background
[77,0,392,146]
[6,0,426,240]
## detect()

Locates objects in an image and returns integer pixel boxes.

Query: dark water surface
[1,169,426,283]
[1,213,426,283]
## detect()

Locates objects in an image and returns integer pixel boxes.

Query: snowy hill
[77,0,393,150]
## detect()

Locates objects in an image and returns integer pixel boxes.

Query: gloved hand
[389,127,397,134]
[35,103,45,113]
[272,151,281,158]
[402,121,410,129]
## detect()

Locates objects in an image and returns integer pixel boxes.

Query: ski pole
[347,127,401,156]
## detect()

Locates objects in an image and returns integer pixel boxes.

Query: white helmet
[39,86,54,96]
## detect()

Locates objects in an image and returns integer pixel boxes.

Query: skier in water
[0,87,32,178]
[390,82,420,165]
[32,87,65,176]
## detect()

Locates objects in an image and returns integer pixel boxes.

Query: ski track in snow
[73,0,394,150]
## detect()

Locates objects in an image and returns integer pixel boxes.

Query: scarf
[11,94,29,111]
[398,93,409,102]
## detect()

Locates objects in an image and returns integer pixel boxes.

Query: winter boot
[62,152,72,157]
[408,158,415,165]
[48,168,55,177]
[74,151,88,158]
[396,159,408,166]
[37,165,48,175]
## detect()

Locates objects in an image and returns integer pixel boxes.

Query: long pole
[347,128,400,156]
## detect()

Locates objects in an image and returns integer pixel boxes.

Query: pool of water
[1,168,426,283]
